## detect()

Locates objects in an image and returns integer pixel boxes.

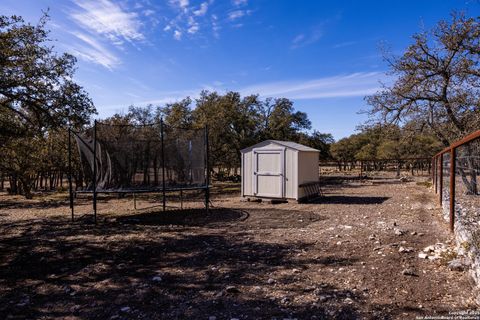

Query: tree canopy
[0,14,95,139]
[366,13,480,146]
[330,125,442,162]
[0,14,96,197]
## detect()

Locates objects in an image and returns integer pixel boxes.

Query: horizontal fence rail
[433,130,480,232]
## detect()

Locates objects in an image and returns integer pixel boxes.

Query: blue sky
[2,0,478,139]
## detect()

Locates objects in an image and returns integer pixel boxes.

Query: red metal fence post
[430,158,435,183]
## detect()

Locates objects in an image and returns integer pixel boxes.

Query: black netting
[73,122,207,192]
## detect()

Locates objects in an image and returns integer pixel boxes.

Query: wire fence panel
[431,130,480,290]
[432,129,480,232]
[318,158,432,176]
[442,153,451,221]
[454,140,480,232]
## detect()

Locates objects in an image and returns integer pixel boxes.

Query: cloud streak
[239,72,385,99]
[70,0,144,45]
[332,41,357,49]
[66,32,121,70]
[228,10,245,20]
[232,0,248,6]
[121,72,385,108]
[291,29,323,49]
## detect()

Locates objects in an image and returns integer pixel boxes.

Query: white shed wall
[297,151,319,199]
[242,151,253,196]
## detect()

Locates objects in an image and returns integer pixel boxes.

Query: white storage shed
[240,140,320,201]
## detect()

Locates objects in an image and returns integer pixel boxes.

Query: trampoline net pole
[68,127,74,222]
[205,125,209,213]
[161,118,166,212]
[93,120,97,224]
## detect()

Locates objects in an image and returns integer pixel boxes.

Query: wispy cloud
[163,0,252,40]
[121,72,386,108]
[291,28,323,49]
[164,0,211,39]
[174,30,182,40]
[332,41,357,49]
[70,0,144,46]
[228,10,246,21]
[232,0,248,6]
[188,24,199,34]
[210,14,220,38]
[238,72,385,99]
[143,9,156,17]
[292,34,305,45]
[187,15,200,34]
[193,2,209,16]
[291,15,342,49]
[67,32,120,70]
[169,0,189,10]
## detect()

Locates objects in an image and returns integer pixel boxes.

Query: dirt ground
[0,175,477,319]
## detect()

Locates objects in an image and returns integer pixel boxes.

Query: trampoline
[67,120,210,223]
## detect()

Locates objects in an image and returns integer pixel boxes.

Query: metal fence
[433,130,480,232]
[319,158,431,176]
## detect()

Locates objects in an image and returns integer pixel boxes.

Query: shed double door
[253,148,285,198]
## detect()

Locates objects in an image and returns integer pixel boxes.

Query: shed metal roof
[240,140,320,153]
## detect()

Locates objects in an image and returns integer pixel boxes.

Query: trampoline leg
[133,193,137,210]
[93,194,97,224]
[205,187,209,213]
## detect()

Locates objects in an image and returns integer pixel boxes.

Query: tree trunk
[9,174,18,194]
[19,176,33,199]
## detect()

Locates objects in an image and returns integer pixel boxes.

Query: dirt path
[0,178,476,319]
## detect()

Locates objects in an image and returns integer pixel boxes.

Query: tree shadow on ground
[0,215,364,320]
[117,208,249,227]
[116,208,326,230]
[0,197,89,210]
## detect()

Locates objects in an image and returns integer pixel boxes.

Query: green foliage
[0,13,96,197]
[298,131,334,160]
[330,124,443,161]
[0,14,95,139]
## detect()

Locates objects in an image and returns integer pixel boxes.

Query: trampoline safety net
[72,121,207,192]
